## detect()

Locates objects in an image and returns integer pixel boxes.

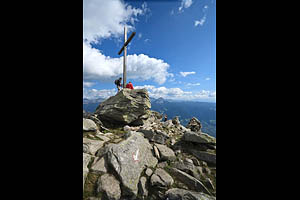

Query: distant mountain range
[83,97,216,137]
[83,97,105,112]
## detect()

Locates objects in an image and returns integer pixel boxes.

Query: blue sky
[83,0,216,102]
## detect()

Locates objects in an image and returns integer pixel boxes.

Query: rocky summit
[95,88,151,126]
[83,89,216,200]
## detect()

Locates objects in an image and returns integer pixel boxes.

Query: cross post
[118,26,136,89]
[123,26,127,88]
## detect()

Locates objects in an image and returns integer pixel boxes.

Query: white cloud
[83,88,117,99]
[169,78,176,82]
[205,77,211,81]
[83,81,96,87]
[83,0,173,86]
[180,71,196,77]
[195,5,209,27]
[135,85,216,101]
[193,90,216,99]
[186,83,201,86]
[179,0,193,12]
[83,85,216,102]
[203,5,209,11]
[83,0,148,43]
[209,91,216,98]
[141,2,152,22]
[138,33,142,39]
[83,42,172,84]
[135,85,191,99]
[194,15,206,27]
[194,20,201,26]
[144,38,150,43]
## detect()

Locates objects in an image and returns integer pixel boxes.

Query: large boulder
[97,173,121,200]
[83,111,104,128]
[183,132,216,144]
[173,159,200,180]
[154,143,176,161]
[83,118,98,132]
[190,150,216,165]
[83,138,105,156]
[166,188,216,200]
[139,129,169,144]
[107,132,158,197]
[168,168,211,195]
[95,89,151,126]
[91,156,108,174]
[150,168,174,187]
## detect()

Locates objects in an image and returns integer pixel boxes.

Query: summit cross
[118,26,136,88]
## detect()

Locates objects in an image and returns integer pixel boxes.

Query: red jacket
[126,82,134,89]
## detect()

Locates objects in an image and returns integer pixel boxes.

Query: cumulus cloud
[84,85,216,102]
[83,81,96,87]
[83,42,172,84]
[83,88,117,99]
[179,0,193,12]
[134,85,192,99]
[180,71,196,77]
[83,0,171,85]
[209,91,216,98]
[194,90,216,99]
[136,85,216,101]
[83,0,149,43]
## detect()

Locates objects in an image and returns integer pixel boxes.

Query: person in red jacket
[125,81,134,89]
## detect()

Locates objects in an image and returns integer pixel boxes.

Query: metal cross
[118,26,136,88]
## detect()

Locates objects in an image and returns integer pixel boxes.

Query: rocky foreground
[83,89,216,200]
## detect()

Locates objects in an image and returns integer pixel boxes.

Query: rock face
[95,89,151,126]
[83,138,105,156]
[145,168,153,177]
[83,153,91,190]
[154,143,176,161]
[97,174,121,200]
[138,176,148,198]
[139,129,169,144]
[186,117,202,132]
[150,168,174,187]
[173,159,200,179]
[107,132,158,197]
[83,118,98,132]
[183,131,216,144]
[90,157,108,174]
[169,168,211,195]
[83,95,216,200]
[166,188,216,200]
[190,150,216,165]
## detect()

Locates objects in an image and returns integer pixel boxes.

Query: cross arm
[118,32,136,55]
